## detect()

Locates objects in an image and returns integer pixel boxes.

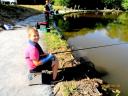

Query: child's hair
[27,26,38,36]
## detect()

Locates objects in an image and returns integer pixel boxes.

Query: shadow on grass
[41,57,108,84]
[58,57,107,80]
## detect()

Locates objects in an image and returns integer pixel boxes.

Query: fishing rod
[53,43,128,54]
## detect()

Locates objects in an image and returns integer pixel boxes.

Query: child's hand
[40,53,48,56]
[40,54,54,64]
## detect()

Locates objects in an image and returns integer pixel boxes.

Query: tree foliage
[122,0,128,10]
[53,0,126,10]
[101,0,122,8]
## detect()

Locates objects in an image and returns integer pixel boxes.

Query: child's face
[29,30,39,43]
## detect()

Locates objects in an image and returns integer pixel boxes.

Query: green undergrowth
[43,32,67,50]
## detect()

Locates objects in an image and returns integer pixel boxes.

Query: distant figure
[54,9,59,15]
[25,26,59,81]
[44,0,54,30]
[44,0,54,15]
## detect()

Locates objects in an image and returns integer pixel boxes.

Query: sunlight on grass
[62,81,77,96]
[43,32,67,50]
[18,5,44,12]
[53,6,64,10]
[19,5,64,12]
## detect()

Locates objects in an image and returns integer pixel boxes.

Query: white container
[1,0,17,5]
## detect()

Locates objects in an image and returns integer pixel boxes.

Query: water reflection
[59,12,128,95]
[65,24,128,43]
[65,27,128,95]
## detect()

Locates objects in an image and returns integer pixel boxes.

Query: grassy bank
[0,4,63,25]
[43,32,74,68]
[0,5,43,24]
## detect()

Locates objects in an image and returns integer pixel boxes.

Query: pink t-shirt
[25,43,39,70]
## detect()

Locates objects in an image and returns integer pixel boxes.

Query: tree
[53,0,71,7]
[101,0,122,9]
[53,0,122,9]
[122,0,128,10]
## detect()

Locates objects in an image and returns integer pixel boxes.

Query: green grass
[0,4,42,24]
[57,81,77,96]
[19,5,44,12]
[0,4,64,24]
[43,32,67,50]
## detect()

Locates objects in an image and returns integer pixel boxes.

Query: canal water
[58,12,128,95]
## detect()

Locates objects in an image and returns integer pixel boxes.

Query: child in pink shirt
[25,27,58,81]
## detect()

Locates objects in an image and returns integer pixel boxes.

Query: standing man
[44,0,53,14]
[44,0,53,31]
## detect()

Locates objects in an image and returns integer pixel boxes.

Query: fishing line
[53,43,128,54]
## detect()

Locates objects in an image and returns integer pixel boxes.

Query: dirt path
[0,14,53,96]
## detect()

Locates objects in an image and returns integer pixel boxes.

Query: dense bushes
[53,0,128,10]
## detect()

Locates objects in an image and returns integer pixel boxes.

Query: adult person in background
[44,0,54,31]
[44,0,54,15]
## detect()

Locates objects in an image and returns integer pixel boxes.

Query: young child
[25,26,58,81]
